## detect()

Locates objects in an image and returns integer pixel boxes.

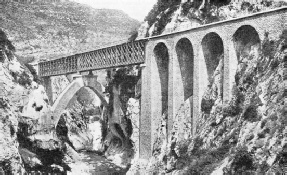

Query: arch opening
[201,32,224,113]
[233,25,261,61]
[202,32,224,81]
[67,86,104,117]
[154,42,169,115]
[175,38,194,101]
[51,78,107,127]
[55,84,106,153]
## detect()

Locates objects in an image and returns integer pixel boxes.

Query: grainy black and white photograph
[0,0,286,174]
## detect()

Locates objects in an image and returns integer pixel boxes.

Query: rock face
[1,29,74,174]
[140,0,287,38]
[56,110,93,151]
[0,98,23,174]
[0,29,28,174]
[22,84,51,120]
[126,98,140,160]
[99,68,140,168]
[55,85,106,152]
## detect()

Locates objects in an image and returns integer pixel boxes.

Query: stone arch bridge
[38,7,286,159]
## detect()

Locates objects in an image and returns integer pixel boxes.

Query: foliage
[201,97,214,114]
[10,70,32,87]
[222,87,243,117]
[144,0,181,25]
[185,144,231,175]
[190,136,204,153]
[0,98,9,109]
[242,105,259,122]
[128,30,138,42]
[229,146,255,174]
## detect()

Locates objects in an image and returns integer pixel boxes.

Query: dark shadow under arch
[202,32,224,81]
[233,25,261,61]
[176,38,194,101]
[154,42,169,115]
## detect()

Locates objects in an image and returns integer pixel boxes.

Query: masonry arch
[50,77,107,126]
[202,32,224,81]
[175,38,194,100]
[233,25,261,61]
[153,42,169,115]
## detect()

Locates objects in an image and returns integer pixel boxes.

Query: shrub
[190,137,203,153]
[128,30,138,42]
[144,0,181,26]
[222,87,243,117]
[222,102,240,117]
[242,105,259,122]
[209,145,231,161]
[185,144,231,175]
[230,147,255,173]
[0,98,9,108]
[18,71,32,86]
[270,58,280,70]
[256,160,269,173]
[11,71,32,87]
[201,97,214,114]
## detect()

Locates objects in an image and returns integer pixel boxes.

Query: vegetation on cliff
[139,0,286,38]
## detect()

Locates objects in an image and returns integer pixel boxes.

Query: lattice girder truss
[38,40,146,77]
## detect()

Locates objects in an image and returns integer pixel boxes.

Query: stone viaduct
[38,7,286,159]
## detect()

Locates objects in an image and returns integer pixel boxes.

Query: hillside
[0,1,139,63]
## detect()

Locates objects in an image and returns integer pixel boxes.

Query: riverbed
[67,151,127,175]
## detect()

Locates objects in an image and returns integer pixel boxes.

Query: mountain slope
[0,1,139,63]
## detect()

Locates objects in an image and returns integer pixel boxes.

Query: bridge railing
[38,39,147,77]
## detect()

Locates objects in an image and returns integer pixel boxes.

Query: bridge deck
[38,39,147,77]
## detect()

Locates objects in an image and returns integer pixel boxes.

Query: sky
[72,0,157,21]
